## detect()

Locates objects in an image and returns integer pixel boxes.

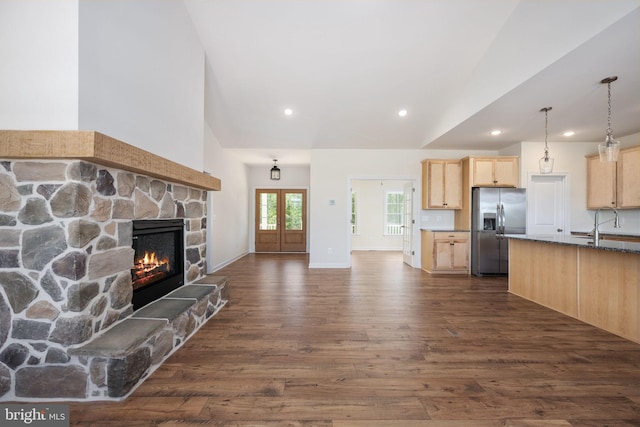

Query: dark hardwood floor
[69,251,640,426]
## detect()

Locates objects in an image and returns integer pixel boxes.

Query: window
[285,193,303,230]
[351,191,358,235]
[259,192,278,230]
[385,191,403,235]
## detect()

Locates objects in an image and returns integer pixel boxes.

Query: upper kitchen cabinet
[471,157,519,187]
[586,145,640,209]
[421,159,462,209]
[454,156,520,231]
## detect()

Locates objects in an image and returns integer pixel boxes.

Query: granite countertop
[571,230,640,239]
[506,234,640,255]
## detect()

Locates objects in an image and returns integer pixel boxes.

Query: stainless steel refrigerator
[471,187,526,276]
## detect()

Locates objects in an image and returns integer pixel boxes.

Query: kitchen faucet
[593,207,621,245]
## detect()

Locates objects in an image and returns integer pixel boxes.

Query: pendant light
[270,159,281,180]
[538,107,554,174]
[598,76,620,162]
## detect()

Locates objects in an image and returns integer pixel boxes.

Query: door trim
[347,177,417,268]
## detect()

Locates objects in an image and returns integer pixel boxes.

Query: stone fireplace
[0,131,225,401]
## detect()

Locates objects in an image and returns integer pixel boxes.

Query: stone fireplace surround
[0,131,225,401]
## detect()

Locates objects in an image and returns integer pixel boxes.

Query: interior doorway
[255,189,307,252]
[350,179,415,266]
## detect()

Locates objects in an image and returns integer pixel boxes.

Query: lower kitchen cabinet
[421,230,469,274]
[509,238,640,343]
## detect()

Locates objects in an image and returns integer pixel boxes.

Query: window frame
[351,190,358,235]
[384,191,403,236]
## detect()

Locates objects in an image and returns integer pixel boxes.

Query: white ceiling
[184,0,640,165]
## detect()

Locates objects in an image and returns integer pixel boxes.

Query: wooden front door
[255,189,307,252]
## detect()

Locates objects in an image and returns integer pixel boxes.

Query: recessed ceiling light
[284,108,293,116]
[398,109,408,117]
[490,130,502,136]
[563,131,575,137]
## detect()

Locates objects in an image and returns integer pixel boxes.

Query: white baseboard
[308,262,351,268]
[208,251,249,273]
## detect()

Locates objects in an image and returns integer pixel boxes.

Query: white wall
[247,164,311,190]
[203,126,250,272]
[0,0,79,129]
[0,0,206,172]
[78,0,205,171]
[309,149,454,268]
[518,134,640,235]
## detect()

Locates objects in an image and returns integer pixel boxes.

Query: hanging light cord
[540,107,551,161]
[601,76,618,144]
[544,108,549,159]
[606,80,614,140]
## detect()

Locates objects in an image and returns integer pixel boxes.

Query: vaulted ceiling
[184,1,640,164]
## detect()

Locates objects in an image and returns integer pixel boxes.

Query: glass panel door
[255,190,280,252]
[255,189,307,252]
[402,182,414,266]
[281,190,306,252]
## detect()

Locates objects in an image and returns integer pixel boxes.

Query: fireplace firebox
[131,219,185,310]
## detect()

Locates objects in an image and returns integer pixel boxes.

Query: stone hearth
[0,131,224,401]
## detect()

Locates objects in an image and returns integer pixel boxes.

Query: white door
[402,182,414,266]
[527,174,569,236]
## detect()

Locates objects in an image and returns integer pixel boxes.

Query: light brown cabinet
[586,145,640,209]
[509,238,640,343]
[471,157,519,187]
[421,230,469,274]
[421,159,462,209]
[454,156,520,231]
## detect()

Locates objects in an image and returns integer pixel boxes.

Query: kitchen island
[508,235,640,343]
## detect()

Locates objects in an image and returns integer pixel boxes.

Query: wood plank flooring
[68,251,640,426]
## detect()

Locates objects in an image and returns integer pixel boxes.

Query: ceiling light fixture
[284,108,293,116]
[598,76,620,162]
[270,159,281,180]
[490,130,502,136]
[538,107,554,174]
[398,109,408,117]
[563,131,575,137]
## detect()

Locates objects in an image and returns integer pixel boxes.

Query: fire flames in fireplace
[132,251,171,291]
[131,219,184,310]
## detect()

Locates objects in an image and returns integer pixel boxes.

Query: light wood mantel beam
[0,130,221,191]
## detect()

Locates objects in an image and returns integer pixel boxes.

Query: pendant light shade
[538,107,554,174]
[598,76,620,162]
[270,159,281,180]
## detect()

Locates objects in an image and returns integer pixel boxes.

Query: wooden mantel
[0,130,221,191]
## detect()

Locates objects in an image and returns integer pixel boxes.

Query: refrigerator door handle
[499,204,506,237]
